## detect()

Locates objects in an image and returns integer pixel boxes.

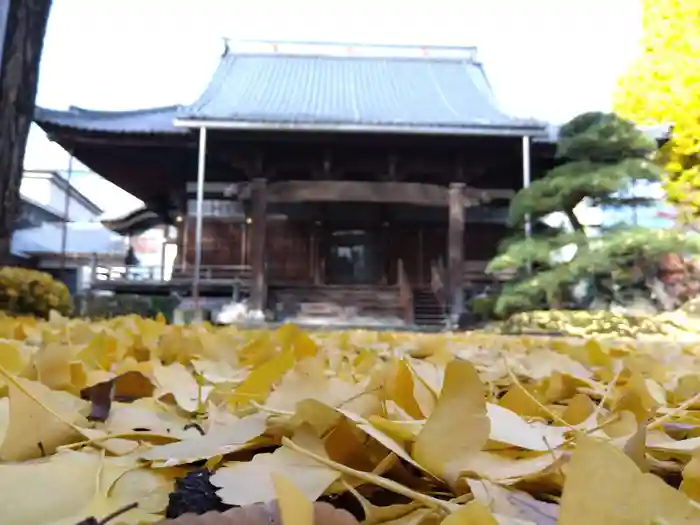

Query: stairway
[270,285,404,322]
[412,288,446,329]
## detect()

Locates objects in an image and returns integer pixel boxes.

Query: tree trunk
[0,0,53,263]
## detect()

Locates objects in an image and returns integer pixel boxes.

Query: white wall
[20,172,99,222]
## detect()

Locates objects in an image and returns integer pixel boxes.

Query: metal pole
[522,135,532,237]
[59,153,75,274]
[192,127,208,308]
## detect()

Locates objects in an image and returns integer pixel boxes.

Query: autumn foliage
[0,314,699,523]
[614,0,700,223]
[0,267,72,318]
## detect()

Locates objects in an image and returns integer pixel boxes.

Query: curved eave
[102,207,170,236]
[34,105,188,136]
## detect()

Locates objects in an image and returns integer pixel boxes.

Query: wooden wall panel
[465,224,508,261]
[266,221,313,283]
[181,220,246,266]
[173,216,508,285]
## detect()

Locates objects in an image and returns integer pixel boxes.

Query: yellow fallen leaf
[681,453,700,502]
[105,398,197,439]
[412,360,490,486]
[386,359,427,420]
[153,361,211,413]
[265,356,371,414]
[275,323,319,360]
[228,348,294,407]
[486,403,568,451]
[0,371,88,460]
[140,412,267,464]
[0,339,29,375]
[211,424,340,505]
[273,473,314,525]
[108,466,177,514]
[0,449,102,525]
[558,435,700,525]
[458,450,567,484]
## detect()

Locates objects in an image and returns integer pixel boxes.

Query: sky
[25,0,645,217]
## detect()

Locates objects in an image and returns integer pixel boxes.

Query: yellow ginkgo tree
[614,0,700,224]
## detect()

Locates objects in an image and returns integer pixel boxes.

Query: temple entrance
[325,229,381,285]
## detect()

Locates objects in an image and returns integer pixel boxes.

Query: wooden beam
[267,180,448,206]
[248,178,267,311]
[265,180,514,207]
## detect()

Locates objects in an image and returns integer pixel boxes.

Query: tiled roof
[177,43,546,136]
[34,106,184,134]
[35,42,547,138]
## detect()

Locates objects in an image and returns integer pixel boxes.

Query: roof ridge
[221,39,480,62]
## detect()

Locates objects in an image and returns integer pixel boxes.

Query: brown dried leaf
[152,501,359,525]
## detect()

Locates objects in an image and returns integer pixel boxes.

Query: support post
[522,135,532,237]
[249,178,268,312]
[59,153,75,274]
[192,127,208,308]
[448,183,465,320]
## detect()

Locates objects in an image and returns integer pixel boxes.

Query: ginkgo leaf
[0,370,88,461]
[412,360,490,486]
[558,435,700,525]
[211,424,340,505]
[228,348,295,407]
[153,362,211,413]
[486,403,568,451]
[0,449,102,525]
[141,413,268,465]
[273,473,314,525]
[265,356,373,414]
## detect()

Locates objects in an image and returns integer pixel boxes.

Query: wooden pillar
[249,178,268,312]
[448,183,465,319]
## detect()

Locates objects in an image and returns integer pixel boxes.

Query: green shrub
[77,293,179,322]
[0,267,72,318]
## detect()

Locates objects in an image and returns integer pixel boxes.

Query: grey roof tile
[179,52,546,136]
[34,106,185,134]
[34,43,547,137]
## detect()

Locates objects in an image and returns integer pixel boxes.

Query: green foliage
[487,111,700,316]
[508,112,662,229]
[0,267,72,318]
[78,293,180,321]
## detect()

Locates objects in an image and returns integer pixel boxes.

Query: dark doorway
[325,229,380,285]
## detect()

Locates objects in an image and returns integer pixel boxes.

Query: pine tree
[486,112,700,316]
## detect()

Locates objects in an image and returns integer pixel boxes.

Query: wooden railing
[397,258,414,324]
[93,264,252,284]
[172,264,252,282]
[92,265,167,283]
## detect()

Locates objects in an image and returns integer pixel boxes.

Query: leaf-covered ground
[1,313,700,524]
